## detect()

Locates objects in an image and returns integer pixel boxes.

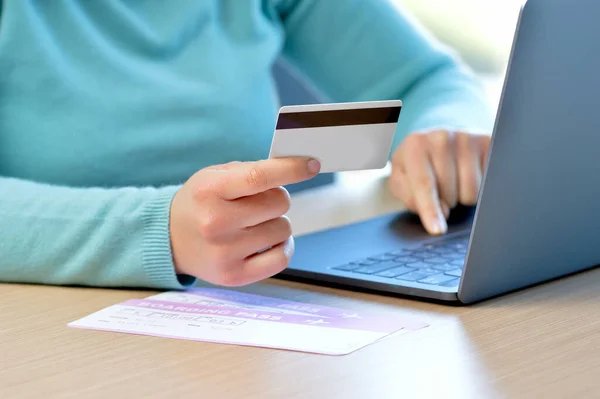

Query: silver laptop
[278,0,600,304]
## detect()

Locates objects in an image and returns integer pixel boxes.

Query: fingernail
[430,214,448,235]
[441,202,450,219]
[307,159,321,174]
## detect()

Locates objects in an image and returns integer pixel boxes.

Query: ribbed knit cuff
[141,187,196,290]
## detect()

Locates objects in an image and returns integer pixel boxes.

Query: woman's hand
[389,130,491,235]
[170,157,320,286]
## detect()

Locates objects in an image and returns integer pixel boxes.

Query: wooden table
[2,169,600,399]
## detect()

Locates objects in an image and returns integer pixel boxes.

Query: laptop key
[445,269,462,277]
[352,261,401,275]
[432,248,454,255]
[419,252,439,259]
[376,266,416,278]
[450,242,467,250]
[396,268,438,281]
[402,261,425,269]
[418,274,458,285]
[439,278,460,288]
[393,255,422,263]
[423,257,451,265]
[431,263,457,272]
[440,253,464,260]
[386,249,413,256]
[410,250,437,259]
[333,263,360,271]
[442,239,468,248]
[357,258,381,266]
[449,259,465,267]
[368,253,398,262]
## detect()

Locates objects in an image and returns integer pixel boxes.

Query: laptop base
[279,207,475,303]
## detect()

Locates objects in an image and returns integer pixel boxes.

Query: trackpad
[387,205,475,242]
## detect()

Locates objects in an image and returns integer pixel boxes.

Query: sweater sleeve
[272,0,496,147]
[0,177,195,289]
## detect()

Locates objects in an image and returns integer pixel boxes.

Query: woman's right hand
[170,157,321,286]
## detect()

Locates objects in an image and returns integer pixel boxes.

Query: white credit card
[269,100,402,173]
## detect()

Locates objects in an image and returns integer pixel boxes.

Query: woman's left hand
[388,130,491,235]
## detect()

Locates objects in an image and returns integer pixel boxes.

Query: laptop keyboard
[331,234,469,288]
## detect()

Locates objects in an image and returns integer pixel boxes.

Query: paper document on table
[68,288,428,356]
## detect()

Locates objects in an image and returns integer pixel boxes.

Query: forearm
[0,177,194,289]
[390,59,495,149]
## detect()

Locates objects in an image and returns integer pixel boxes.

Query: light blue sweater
[0,0,493,289]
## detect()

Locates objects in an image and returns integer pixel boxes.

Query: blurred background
[277,0,525,193]
[398,0,523,107]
